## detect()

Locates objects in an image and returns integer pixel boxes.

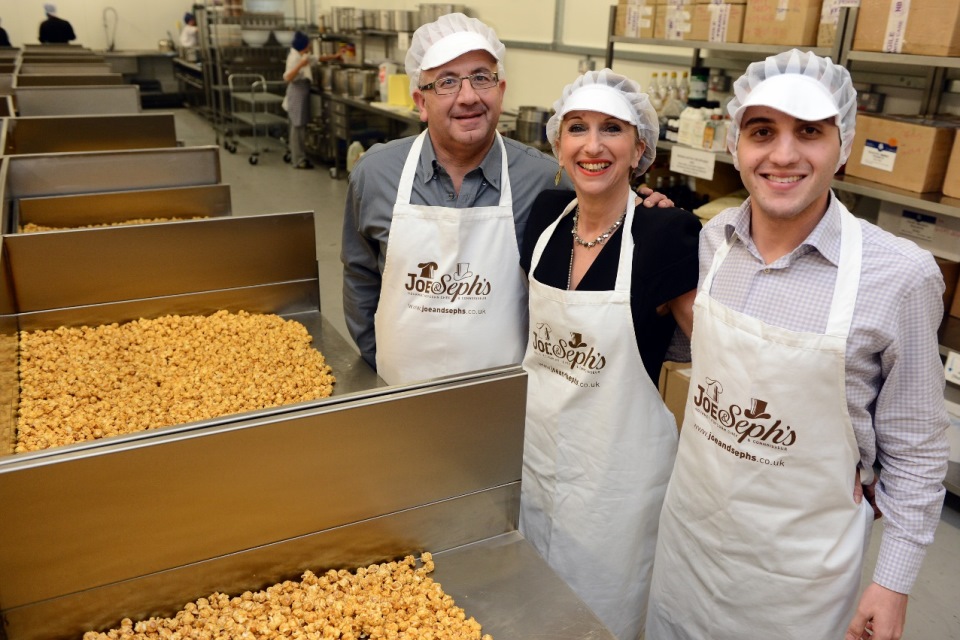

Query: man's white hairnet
[405,13,505,95]
[44,3,56,14]
[546,69,659,176]
[727,49,857,171]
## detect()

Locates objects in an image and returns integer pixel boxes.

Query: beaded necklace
[567,206,627,290]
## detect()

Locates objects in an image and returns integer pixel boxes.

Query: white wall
[0,0,685,111]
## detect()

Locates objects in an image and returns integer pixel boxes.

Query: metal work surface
[2,211,313,312]
[434,532,617,639]
[14,85,140,116]
[0,369,527,639]
[15,184,232,229]
[2,146,220,201]
[0,211,335,460]
[15,74,123,86]
[1,113,177,156]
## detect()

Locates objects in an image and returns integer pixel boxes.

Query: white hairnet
[405,13,505,95]
[44,3,56,14]
[546,69,659,176]
[727,49,857,171]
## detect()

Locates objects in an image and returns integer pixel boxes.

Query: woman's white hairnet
[546,69,659,176]
[727,49,857,171]
[404,13,505,95]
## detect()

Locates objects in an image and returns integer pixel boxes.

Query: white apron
[520,192,679,640]
[374,131,527,385]
[646,207,873,640]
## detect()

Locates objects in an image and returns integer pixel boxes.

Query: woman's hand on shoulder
[637,185,674,208]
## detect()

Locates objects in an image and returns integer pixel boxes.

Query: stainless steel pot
[376,10,393,31]
[347,69,378,100]
[333,67,350,95]
[319,64,337,92]
[516,106,551,146]
[393,10,415,32]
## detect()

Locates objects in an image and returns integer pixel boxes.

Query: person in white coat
[646,49,950,640]
[519,70,700,640]
[283,31,316,170]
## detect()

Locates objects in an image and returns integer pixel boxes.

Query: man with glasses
[341,13,668,385]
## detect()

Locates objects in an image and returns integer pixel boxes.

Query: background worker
[340,13,670,386]
[179,12,198,49]
[38,3,75,44]
[646,49,950,640]
[283,31,316,170]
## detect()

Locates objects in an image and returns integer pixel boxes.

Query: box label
[776,0,790,21]
[708,4,730,42]
[883,0,910,53]
[670,146,716,180]
[897,209,937,243]
[861,139,898,172]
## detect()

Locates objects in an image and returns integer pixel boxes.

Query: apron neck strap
[396,131,511,207]
[703,203,863,338]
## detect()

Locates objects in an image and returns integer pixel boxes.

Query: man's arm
[848,258,950,639]
[340,174,382,369]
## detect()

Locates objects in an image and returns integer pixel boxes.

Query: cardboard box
[659,361,692,431]
[853,0,960,57]
[655,4,693,40]
[877,201,960,262]
[845,114,956,193]
[689,3,745,42]
[944,135,960,200]
[817,0,841,47]
[615,3,656,38]
[742,0,822,46]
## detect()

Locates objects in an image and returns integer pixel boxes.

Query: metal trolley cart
[225,73,287,165]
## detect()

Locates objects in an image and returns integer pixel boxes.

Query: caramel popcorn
[16,310,335,452]
[83,553,493,640]
[19,217,208,233]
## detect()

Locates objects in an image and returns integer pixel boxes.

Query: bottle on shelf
[647,72,664,114]
[678,71,690,104]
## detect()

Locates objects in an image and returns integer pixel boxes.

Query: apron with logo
[374,130,527,385]
[646,207,873,640]
[520,192,679,640]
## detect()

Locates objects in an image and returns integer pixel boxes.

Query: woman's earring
[554,166,563,186]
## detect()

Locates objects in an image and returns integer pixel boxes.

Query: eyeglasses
[419,72,499,96]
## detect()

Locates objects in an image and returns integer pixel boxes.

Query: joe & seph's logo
[531,323,606,372]
[405,261,492,302]
[693,378,797,448]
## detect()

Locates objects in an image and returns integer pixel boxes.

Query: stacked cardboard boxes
[853,0,960,57]
[689,0,746,43]
[614,0,656,38]
[845,114,958,193]
[742,0,822,46]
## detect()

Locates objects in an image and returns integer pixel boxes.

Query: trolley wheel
[249,155,259,165]
[226,142,237,154]
[329,166,340,179]
[283,151,292,164]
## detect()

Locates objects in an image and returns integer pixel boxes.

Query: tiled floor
[174,108,960,638]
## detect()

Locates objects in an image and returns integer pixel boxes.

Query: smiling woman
[518,68,701,640]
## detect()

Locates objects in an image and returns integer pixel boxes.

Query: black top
[0,27,10,48]
[39,16,76,44]
[520,189,701,383]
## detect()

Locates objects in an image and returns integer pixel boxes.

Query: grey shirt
[701,193,950,594]
[341,131,565,367]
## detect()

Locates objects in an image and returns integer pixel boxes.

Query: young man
[646,50,950,640]
[341,13,669,385]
